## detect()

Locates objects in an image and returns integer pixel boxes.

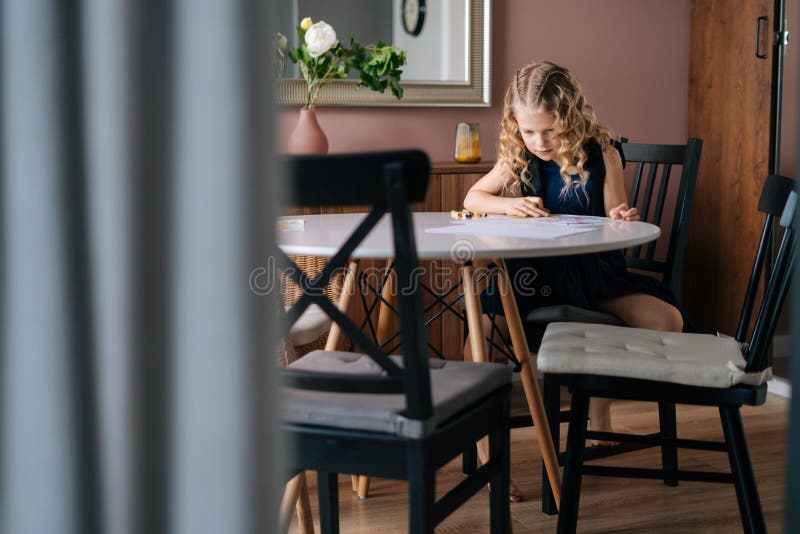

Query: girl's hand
[505,196,550,217]
[609,203,639,221]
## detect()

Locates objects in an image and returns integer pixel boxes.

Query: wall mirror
[276,0,491,107]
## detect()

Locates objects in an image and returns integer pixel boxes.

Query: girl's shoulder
[587,138,626,168]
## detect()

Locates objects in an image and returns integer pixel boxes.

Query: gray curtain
[1,1,283,533]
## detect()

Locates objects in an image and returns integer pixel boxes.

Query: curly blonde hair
[498,61,615,197]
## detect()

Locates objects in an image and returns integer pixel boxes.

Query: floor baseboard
[769,375,791,398]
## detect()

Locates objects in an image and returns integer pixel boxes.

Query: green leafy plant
[274,18,406,109]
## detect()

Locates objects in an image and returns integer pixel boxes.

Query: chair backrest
[287,150,430,208]
[620,138,703,296]
[736,175,797,372]
[278,150,434,420]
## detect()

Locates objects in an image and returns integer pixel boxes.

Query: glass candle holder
[454,122,481,163]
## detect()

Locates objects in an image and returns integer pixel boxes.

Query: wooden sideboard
[284,160,495,360]
[424,162,495,359]
[414,162,494,360]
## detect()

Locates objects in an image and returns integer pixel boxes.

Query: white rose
[304,21,337,58]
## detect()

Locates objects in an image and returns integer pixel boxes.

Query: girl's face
[514,105,561,161]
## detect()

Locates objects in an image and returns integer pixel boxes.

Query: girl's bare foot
[509,477,524,502]
[587,398,619,447]
[488,476,524,502]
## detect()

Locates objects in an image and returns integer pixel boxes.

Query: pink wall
[278,0,691,162]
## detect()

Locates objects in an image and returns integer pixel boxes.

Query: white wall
[392,0,467,82]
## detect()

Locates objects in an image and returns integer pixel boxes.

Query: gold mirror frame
[277,0,491,107]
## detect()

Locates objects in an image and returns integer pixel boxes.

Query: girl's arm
[602,145,639,220]
[464,161,549,217]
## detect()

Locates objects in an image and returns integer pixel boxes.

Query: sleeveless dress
[480,141,693,331]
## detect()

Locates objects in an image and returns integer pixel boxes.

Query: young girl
[464,61,686,462]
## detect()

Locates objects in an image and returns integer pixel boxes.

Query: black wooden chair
[279,150,512,534]
[538,174,797,533]
[533,138,704,513]
[525,138,703,332]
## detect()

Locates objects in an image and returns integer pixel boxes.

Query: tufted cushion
[283,350,512,439]
[288,304,332,346]
[537,322,771,388]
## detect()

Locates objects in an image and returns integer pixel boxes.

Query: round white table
[279,211,661,260]
[278,211,660,506]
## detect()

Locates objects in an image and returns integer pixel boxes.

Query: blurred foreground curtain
[786,38,800,534]
[0,1,283,533]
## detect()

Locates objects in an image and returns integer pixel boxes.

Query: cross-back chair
[279,150,512,534]
[525,137,703,335]
[528,138,704,513]
[538,174,797,533]
[459,138,705,511]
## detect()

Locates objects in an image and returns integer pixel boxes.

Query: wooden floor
[289,393,789,533]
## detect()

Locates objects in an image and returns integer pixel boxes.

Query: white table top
[278,212,660,260]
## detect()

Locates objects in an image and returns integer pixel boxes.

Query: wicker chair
[279,255,346,534]
[283,255,346,357]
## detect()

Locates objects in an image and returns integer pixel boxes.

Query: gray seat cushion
[525,305,624,326]
[287,303,332,346]
[283,350,512,439]
[537,322,771,388]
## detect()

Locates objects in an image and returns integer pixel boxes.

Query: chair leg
[658,401,679,486]
[720,406,766,534]
[489,397,511,534]
[407,443,435,534]
[557,389,590,534]
[541,374,561,515]
[317,471,339,534]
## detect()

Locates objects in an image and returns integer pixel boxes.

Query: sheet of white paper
[483,214,610,226]
[533,214,611,226]
[277,219,306,232]
[424,219,599,239]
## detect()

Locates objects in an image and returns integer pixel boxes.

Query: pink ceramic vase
[286,107,329,154]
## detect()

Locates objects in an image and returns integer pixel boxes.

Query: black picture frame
[402,0,426,36]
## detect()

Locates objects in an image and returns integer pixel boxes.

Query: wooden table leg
[325,260,359,352]
[494,258,562,508]
[461,262,492,466]
[295,474,316,534]
[319,261,363,495]
[357,475,371,500]
[356,261,395,499]
[375,261,396,347]
[280,472,315,534]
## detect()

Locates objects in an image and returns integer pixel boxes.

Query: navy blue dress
[480,142,692,330]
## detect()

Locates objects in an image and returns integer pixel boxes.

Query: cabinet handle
[755,15,768,59]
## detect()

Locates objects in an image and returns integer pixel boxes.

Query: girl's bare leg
[466,294,683,449]
[587,398,616,446]
[590,293,683,445]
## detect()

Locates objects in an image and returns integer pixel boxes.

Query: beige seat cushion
[283,350,512,439]
[537,322,771,388]
[287,303,332,346]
